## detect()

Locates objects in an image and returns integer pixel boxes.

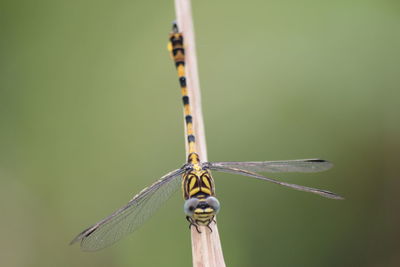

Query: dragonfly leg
[186,216,201,233]
[206,216,216,232]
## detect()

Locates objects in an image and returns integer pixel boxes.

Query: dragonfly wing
[209,165,343,200]
[207,159,333,173]
[70,168,185,251]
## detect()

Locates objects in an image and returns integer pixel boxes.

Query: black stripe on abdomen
[187,135,195,143]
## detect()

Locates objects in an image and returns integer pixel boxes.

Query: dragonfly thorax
[182,168,215,199]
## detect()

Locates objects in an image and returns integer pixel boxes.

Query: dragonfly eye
[184,198,199,216]
[206,196,220,214]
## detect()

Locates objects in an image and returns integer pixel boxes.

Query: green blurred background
[1,0,399,266]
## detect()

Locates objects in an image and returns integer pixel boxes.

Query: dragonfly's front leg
[186,216,201,233]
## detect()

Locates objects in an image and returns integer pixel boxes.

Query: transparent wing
[207,159,332,173]
[209,165,343,200]
[70,168,185,251]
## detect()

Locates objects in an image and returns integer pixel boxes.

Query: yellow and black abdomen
[169,25,197,155]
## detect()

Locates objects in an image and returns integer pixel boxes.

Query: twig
[173,1,226,266]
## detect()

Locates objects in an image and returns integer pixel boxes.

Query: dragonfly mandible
[70,23,343,251]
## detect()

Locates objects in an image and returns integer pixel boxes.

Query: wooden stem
[173,1,226,266]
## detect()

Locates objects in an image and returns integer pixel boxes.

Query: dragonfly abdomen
[169,24,197,156]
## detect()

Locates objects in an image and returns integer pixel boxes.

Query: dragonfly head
[184,196,220,226]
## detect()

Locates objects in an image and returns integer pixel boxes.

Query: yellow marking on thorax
[189,177,197,190]
[202,176,211,189]
[199,187,212,195]
[189,187,200,196]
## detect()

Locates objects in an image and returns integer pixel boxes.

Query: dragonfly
[70,23,343,251]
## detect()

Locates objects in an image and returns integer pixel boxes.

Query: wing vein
[209,165,343,200]
[70,168,186,251]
